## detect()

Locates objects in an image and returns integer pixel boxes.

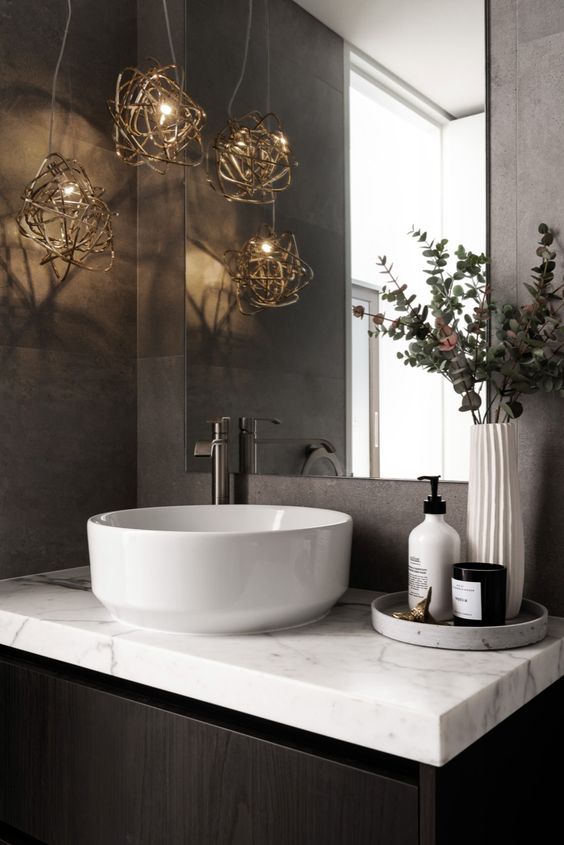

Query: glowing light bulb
[158,101,174,126]
[261,241,272,254]
[62,183,78,196]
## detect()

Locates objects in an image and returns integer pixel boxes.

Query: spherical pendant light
[225,225,312,314]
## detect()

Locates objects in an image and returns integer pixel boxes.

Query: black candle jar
[452,563,507,626]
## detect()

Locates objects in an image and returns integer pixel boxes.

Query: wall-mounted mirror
[184,0,486,481]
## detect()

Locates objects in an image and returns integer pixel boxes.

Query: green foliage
[352,224,564,423]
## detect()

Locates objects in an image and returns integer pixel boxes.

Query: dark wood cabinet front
[0,649,418,845]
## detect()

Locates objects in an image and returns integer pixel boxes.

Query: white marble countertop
[0,567,563,767]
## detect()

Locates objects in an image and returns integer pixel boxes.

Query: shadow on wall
[0,192,127,357]
[0,199,84,352]
[0,89,133,356]
[186,238,238,342]
[185,235,276,367]
[184,163,273,365]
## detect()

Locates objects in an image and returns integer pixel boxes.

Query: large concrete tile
[272,59,345,236]
[137,166,186,359]
[516,31,564,277]
[517,0,564,44]
[516,393,564,616]
[137,355,217,505]
[0,346,136,578]
[269,0,344,92]
[139,0,184,64]
[488,0,564,615]
[0,0,136,153]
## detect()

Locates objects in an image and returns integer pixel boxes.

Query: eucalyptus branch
[353,223,564,424]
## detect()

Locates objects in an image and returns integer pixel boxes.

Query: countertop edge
[0,609,443,765]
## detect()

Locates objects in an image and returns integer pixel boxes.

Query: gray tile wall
[137,0,187,508]
[0,0,137,578]
[138,0,564,613]
[489,0,564,614]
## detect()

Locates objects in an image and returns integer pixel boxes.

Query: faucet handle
[194,417,230,457]
[207,416,230,437]
[239,416,281,433]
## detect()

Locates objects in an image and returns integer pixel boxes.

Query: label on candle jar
[452,578,482,621]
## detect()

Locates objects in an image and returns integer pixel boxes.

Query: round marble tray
[371,591,548,650]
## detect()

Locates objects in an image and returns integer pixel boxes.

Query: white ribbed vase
[466,423,525,619]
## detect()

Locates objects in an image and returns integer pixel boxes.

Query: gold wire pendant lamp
[209,0,296,203]
[108,0,205,173]
[108,60,206,174]
[17,0,114,282]
[210,110,295,204]
[17,153,113,281]
[225,224,313,314]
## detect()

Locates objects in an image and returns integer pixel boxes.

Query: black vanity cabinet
[0,646,562,845]
[0,648,417,845]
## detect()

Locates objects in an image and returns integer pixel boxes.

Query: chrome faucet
[194,417,230,504]
[238,417,337,474]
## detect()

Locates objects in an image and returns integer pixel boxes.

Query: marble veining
[1,567,564,766]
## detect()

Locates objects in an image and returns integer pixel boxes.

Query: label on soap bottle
[452,578,482,621]
[408,555,428,601]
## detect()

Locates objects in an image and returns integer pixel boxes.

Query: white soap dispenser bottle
[408,475,461,621]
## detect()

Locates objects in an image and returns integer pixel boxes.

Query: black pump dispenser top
[417,475,446,514]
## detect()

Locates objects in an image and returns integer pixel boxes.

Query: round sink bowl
[87,504,352,634]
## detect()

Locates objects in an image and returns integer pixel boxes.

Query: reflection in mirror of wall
[185,0,485,481]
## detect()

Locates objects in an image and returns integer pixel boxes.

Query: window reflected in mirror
[348,50,485,481]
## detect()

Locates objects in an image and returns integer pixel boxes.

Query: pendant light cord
[265,0,270,114]
[48,0,72,155]
[162,0,182,86]
[228,0,253,117]
[264,0,275,230]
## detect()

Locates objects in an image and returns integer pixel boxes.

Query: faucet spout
[193,437,224,458]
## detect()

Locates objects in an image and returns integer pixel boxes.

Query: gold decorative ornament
[17,153,114,282]
[225,226,313,314]
[393,588,442,624]
[209,111,296,203]
[108,61,206,174]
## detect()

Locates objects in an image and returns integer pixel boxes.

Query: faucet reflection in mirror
[238,417,342,476]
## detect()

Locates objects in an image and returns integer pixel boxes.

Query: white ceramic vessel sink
[87,505,352,634]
